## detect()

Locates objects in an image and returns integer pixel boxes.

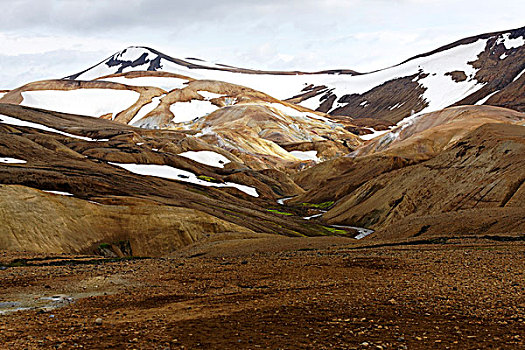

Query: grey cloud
[1,0,524,88]
[0,0,367,34]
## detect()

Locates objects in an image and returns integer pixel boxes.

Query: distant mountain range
[65,25,525,122]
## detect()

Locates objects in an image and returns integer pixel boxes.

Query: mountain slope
[323,122,525,236]
[289,105,525,204]
[0,27,525,160]
[0,103,355,255]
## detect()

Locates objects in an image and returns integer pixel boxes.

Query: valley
[0,23,524,349]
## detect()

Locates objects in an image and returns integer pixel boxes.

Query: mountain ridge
[54,25,525,129]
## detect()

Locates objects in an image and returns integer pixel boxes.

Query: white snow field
[129,96,164,126]
[496,33,525,50]
[110,163,258,197]
[197,91,226,100]
[178,151,231,168]
[72,38,492,118]
[21,89,140,118]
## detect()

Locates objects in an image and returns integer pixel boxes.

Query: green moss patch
[197,175,220,183]
[322,226,348,235]
[266,209,294,216]
[301,201,334,209]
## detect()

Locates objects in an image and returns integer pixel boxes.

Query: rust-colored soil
[1,236,523,349]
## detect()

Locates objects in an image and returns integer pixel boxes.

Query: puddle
[0,292,108,316]
[0,294,74,315]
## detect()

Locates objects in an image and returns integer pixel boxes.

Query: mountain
[289,105,525,237]
[63,26,525,124]
[0,75,361,170]
[1,24,525,350]
[0,26,524,255]
[1,26,523,130]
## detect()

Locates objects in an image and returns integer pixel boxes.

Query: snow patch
[21,89,139,119]
[277,197,293,205]
[475,90,499,105]
[354,228,375,240]
[496,33,525,50]
[299,92,326,111]
[129,96,163,126]
[197,91,226,100]
[388,102,405,110]
[360,128,392,141]
[110,163,258,197]
[513,68,525,82]
[0,114,102,141]
[170,100,218,123]
[43,190,74,196]
[415,39,488,113]
[178,150,231,168]
[289,150,319,161]
[303,214,322,220]
[115,47,152,62]
[0,157,26,164]
[372,112,423,145]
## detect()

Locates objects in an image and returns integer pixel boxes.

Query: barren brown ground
[0,236,524,349]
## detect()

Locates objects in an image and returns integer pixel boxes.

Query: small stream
[276,197,293,205]
[329,225,375,240]
[276,198,374,240]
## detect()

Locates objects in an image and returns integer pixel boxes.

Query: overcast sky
[0,0,524,88]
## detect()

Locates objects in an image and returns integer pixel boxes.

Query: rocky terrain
[0,236,524,349]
